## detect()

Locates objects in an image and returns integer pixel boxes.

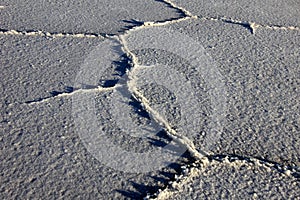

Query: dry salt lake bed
[0,0,299,199]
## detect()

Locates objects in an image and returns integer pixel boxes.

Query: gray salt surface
[128,20,300,167]
[173,0,300,27]
[1,0,299,199]
[0,36,189,199]
[1,95,190,199]
[170,161,300,199]
[0,0,182,34]
[0,35,101,105]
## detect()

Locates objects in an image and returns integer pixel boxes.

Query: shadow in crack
[117,0,187,34]
[117,181,160,199]
[119,19,144,33]
[50,86,74,96]
[220,18,254,34]
[113,54,133,75]
[153,0,186,17]
[98,53,196,199]
[128,95,152,120]
[98,54,132,88]
[116,151,194,199]
[24,86,75,104]
[98,54,155,122]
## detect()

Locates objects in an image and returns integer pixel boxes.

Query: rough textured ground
[1,0,299,199]
[156,157,300,199]
[130,20,300,166]
[172,0,300,27]
[0,0,182,34]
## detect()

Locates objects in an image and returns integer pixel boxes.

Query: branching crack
[145,154,300,199]
[2,0,299,199]
[113,1,300,199]
[118,34,207,160]
[118,29,300,195]
[1,13,298,40]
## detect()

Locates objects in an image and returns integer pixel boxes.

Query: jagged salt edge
[148,156,298,200]
[0,29,105,38]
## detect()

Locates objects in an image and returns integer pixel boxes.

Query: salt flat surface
[172,0,300,27]
[160,159,300,199]
[127,20,300,166]
[0,0,181,34]
[0,35,101,105]
[0,0,299,199]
